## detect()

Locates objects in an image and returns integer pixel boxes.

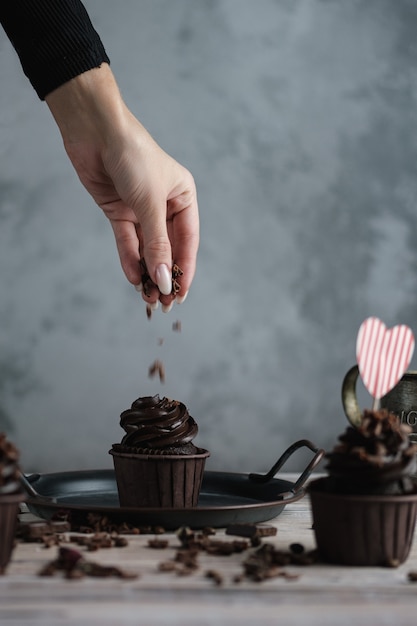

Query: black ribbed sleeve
[0,0,110,100]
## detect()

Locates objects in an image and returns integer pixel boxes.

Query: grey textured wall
[1,0,417,476]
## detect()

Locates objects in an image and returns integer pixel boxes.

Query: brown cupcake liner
[0,493,25,575]
[309,477,417,566]
[109,448,210,508]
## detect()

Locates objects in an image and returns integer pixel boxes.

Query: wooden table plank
[1,474,417,625]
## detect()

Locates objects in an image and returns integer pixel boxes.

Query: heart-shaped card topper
[356,316,415,405]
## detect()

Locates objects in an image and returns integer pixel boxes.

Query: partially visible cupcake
[324,408,417,495]
[0,433,25,574]
[309,409,417,566]
[109,395,210,508]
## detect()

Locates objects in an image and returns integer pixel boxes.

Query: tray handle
[20,472,56,503]
[249,439,325,495]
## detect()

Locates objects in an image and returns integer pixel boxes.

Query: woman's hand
[46,63,199,310]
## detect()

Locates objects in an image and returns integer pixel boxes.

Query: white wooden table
[1,474,417,626]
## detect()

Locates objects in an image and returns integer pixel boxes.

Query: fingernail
[150,300,159,311]
[162,301,174,313]
[175,291,188,305]
[134,283,142,293]
[156,264,172,296]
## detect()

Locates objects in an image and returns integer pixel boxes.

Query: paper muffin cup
[109,448,210,508]
[309,477,417,566]
[0,492,25,575]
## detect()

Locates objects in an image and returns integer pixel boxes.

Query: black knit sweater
[0,0,110,100]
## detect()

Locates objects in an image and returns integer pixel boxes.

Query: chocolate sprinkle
[38,547,138,580]
[148,360,165,383]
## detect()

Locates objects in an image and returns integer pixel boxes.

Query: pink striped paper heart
[356,316,415,400]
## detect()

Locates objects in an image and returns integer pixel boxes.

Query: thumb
[140,210,173,296]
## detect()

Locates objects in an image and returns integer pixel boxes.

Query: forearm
[45,63,127,150]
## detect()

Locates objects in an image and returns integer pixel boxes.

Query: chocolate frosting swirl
[325,409,417,494]
[118,395,198,449]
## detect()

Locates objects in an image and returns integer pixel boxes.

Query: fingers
[110,219,173,307]
[167,191,200,301]
[110,220,142,286]
[137,222,176,307]
[108,187,199,309]
[104,131,199,307]
[128,148,199,303]
[141,231,173,296]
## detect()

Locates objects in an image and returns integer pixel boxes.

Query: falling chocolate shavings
[148,359,165,383]
[172,320,182,332]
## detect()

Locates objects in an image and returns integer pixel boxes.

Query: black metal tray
[23,439,324,529]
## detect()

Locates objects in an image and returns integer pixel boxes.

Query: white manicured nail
[156,264,172,296]
[150,300,159,311]
[134,283,142,293]
[175,291,188,305]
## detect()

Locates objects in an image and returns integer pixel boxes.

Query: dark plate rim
[25,468,305,514]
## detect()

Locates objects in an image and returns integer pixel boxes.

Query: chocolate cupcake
[110,395,209,508]
[0,433,25,574]
[324,409,417,495]
[309,410,417,566]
